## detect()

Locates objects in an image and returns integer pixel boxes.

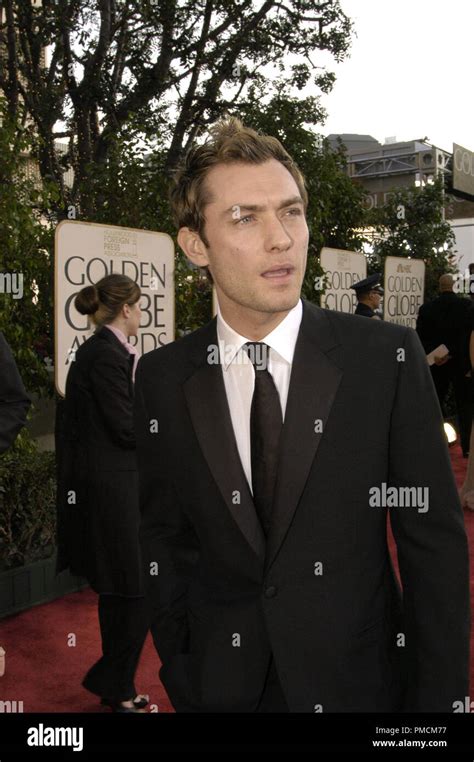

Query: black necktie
[245,342,283,536]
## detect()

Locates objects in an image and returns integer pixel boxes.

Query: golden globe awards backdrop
[55,220,175,397]
[320,247,367,313]
[383,256,425,328]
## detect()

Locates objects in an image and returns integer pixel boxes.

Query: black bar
[0,713,473,758]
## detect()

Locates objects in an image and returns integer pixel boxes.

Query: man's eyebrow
[221,196,304,216]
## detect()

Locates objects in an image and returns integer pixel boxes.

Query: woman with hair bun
[57,273,150,713]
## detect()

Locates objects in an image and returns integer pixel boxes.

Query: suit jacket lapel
[183,320,266,564]
[265,301,344,573]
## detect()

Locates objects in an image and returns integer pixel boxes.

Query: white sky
[321,0,474,152]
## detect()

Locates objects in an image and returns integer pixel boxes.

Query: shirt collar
[216,299,303,370]
[104,324,129,347]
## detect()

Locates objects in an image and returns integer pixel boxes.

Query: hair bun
[75,285,100,315]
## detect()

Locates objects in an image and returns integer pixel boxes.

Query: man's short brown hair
[169,117,308,276]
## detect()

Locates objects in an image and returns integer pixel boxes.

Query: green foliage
[0,99,58,397]
[368,176,456,301]
[2,0,353,212]
[173,256,213,334]
[0,433,57,570]
[1,2,356,334]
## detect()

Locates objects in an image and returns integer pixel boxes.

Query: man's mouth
[261,266,294,279]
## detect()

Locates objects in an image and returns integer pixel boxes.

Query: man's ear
[177,227,210,269]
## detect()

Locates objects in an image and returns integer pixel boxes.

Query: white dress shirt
[216,299,303,492]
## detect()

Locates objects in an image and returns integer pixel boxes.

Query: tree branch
[79,0,113,96]
[3,0,19,118]
[166,0,274,170]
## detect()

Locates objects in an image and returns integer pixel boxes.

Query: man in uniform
[351,273,384,319]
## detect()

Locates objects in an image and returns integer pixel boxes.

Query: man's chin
[250,292,301,315]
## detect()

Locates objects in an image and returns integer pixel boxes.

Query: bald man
[417,274,472,456]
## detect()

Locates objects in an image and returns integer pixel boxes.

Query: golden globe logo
[454,147,474,176]
[453,143,474,196]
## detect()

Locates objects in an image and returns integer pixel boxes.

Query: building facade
[328,134,474,272]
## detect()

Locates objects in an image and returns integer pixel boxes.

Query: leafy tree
[0,0,353,217]
[1,0,356,331]
[0,99,57,395]
[368,176,456,301]
[1,2,359,333]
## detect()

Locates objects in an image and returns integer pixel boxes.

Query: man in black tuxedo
[134,118,470,713]
[416,274,472,456]
[0,332,30,453]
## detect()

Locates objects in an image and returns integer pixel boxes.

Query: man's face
[196,159,309,316]
[369,290,382,310]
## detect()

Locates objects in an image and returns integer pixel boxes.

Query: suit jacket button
[264,586,277,598]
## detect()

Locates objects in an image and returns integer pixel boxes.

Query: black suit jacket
[134,300,470,712]
[355,302,378,319]
[0,332,30,453]
[416,292,472,374]
[57,326,143,596]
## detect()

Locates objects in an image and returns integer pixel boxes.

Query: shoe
[107,701,146,713]
[132,695,149,709]
[101,694,149,711]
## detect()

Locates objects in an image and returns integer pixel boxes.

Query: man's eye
[286,208,302,216]
[236,215,254,225]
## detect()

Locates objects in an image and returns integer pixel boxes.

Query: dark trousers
[82,594,149,702]
[431,365,472,454]
[256,655,289,712]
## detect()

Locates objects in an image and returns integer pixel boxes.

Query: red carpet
[0,442,473,713]
[0,589,172,713]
